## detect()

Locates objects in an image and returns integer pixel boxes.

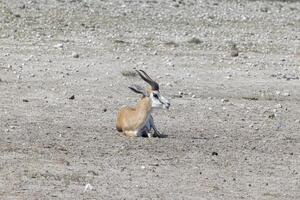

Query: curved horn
[136,70,159,90]
[139,70,154,81]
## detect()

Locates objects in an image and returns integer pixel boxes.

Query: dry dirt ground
[0,0,300,199]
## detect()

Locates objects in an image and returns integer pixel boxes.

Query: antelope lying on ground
[116,70,170,137]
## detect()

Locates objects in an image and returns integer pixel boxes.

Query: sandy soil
[0,0,300,199]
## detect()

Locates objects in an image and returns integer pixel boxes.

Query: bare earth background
[0,0,300,199]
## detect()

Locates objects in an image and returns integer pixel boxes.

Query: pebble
[282,91,290,97]
[72,52,79,58]
[84,183,94,192]
[274,104,282,109]
[225,75,232,79]
[69,95,75,100]
[268,113,276,119]
[221,98,229,103]
[260,7,269,12]
[54,43,63,48]
[230,44,239,57]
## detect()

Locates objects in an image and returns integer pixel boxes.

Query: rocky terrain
[0,0,299,199]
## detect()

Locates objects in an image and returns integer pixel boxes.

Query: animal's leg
[124,130,137,137]
[149,115,162,138]
[138,128,149,137]
[144,116,153,138]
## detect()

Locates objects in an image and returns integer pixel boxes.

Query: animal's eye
[153,94,158,98]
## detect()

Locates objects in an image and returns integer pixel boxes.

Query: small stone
[103,108,107,112]
[230,44,239,57]
[260,7,269,12]
[87,170,98,176]
[274,104,282,109]
[282,92,290,97]
[72,52,79,58]
[221,99,229,103]
[225,74,232,79]
[212,151,218,156]
[188,37,202,45]
[69,95,75,100]
[141,165,145,169]
[54,43,63,48]
[295,119,300,123]
[84,183,94,192]
[22,99,29,102]
[268,113,276,119]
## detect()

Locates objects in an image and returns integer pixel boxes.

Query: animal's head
[128,70,170,110]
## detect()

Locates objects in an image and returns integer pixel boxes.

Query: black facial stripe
[157,96,164,104]
[152,92,165,105]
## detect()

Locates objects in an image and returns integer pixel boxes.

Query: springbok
[116,70,170,137]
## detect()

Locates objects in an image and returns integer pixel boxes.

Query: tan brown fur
[116,96,152,136]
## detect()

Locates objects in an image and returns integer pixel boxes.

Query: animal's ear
[128,85,147,96]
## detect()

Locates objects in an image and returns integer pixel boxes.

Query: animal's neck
[136,97,152,114]
[135,97,152,124]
